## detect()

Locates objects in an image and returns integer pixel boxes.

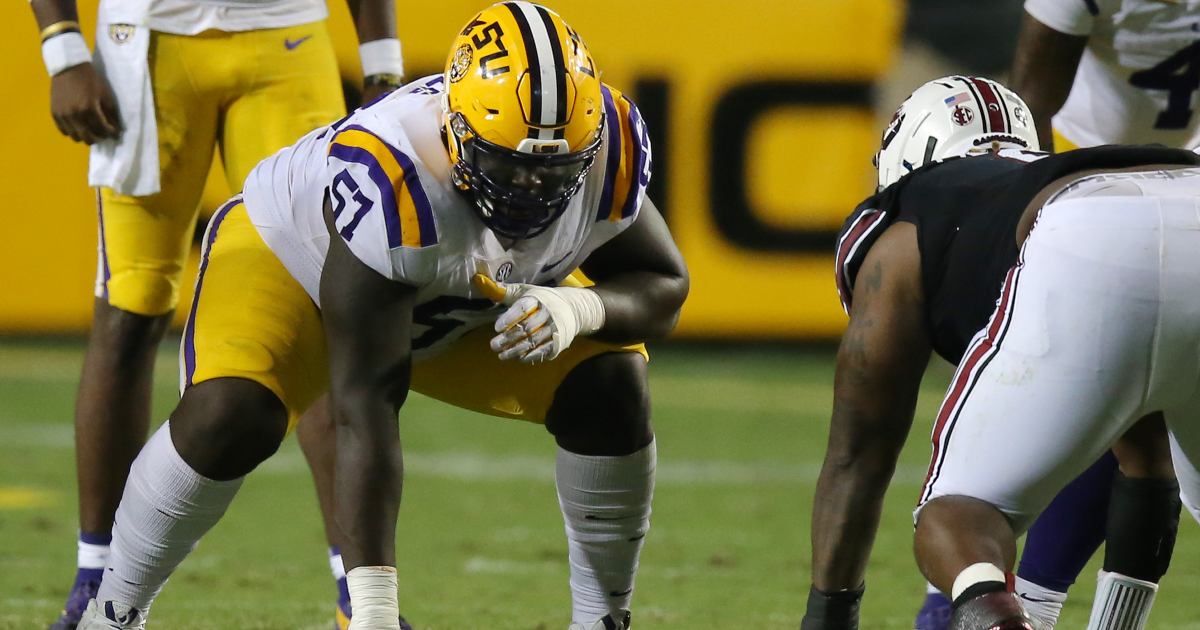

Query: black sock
[1104,472,1181,583]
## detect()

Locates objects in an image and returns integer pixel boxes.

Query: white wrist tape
[951,562,1007,601]
[42,32,92,77]
[346,566,400,630]
[562,286,606,336]
[359,38,403,78]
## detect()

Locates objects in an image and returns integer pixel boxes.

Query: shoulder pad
[596,84,652,223]
[835,195,896,315]
[327,124,439,250]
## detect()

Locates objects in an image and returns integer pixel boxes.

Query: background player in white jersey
[29,0,403,628]
[1011,0,1200,151]
[76,3,688,629]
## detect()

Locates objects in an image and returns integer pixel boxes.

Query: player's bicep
[833,223,932,444]
[320,201,418,408]
[579,197,686,284]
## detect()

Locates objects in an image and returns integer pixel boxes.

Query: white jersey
[144,0,328,35]
[1024,0,1200,147]
[242,74,651,359]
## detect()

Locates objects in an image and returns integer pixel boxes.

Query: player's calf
[546,352,655,628]
[86,379,287,625]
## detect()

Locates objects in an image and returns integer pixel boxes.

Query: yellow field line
[0,486,57,509]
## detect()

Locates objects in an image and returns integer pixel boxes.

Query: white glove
[473,274,606,363]
[346,566,401,630]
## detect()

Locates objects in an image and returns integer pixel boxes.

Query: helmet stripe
[533,4,569,136]
[969,77,1007,135]
[506,2,560,140]
[955,76,990,134]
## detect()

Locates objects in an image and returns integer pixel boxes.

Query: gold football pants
[96,22,345,316]
[183,199,648,431]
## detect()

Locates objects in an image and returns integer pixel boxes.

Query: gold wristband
[40,20,81,41]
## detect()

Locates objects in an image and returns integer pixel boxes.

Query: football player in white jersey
[29,0,403,626]
[1011,0,1200,152]
[76,3,688,630]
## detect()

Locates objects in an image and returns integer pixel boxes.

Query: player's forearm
[29,0,80,32]
[1010,12,1087,149]
[810,425,903,590]
[332,390,406,570]
[588,270,689,343]
[345,0,397,44]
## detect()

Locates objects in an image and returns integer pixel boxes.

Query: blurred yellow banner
[0,1,898,337]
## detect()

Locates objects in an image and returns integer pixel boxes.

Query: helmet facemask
[449,111,603,241]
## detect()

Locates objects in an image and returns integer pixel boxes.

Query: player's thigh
[220,21,346,190]
[96,33,223,316]
[410,325,648,424]
[918,199,1165,532]
[182,197,328,431]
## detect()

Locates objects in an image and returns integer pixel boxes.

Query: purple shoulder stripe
[330,126,437,248]
[619,94,652,220]
[597,86,622,222]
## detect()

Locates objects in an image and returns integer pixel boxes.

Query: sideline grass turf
[2,340,1198,629]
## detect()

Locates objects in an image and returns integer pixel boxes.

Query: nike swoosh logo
[540,251,573,273]
[284,35,313,50]
[1018,593,1054,604]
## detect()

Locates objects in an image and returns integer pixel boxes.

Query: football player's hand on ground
[473,274,605,363]
[50,63,122,145]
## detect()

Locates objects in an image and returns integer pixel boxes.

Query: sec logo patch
[495,262,513,282]
[951,105,974,127]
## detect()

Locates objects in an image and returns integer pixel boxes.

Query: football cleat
[443,1,605,240]
[48,568,104,630]
[568,611,631,630]
[874,76,1040,191]
[916,591,954,630]
[949,592,1039,630]
[334,575,414,630]
[76,599,145,630]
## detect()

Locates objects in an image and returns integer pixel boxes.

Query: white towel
[88,0,160,196]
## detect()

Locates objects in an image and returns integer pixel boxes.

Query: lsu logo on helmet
[442,1,605,240]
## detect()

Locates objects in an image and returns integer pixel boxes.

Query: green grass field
[2,339,1200,630]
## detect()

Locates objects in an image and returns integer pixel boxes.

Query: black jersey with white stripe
[836,145,1200,365]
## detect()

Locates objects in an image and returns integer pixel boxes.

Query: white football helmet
[875,76,1040,190]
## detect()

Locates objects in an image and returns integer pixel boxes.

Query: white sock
[1085,571,1157,630]
[330,548,347,581]
[926,581,942,596]
[557,440,655,626]
[95,422,244,618]
[78,539,111,570]
[1013,576,1067,629]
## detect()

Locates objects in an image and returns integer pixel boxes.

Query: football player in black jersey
[802,76,1199,630]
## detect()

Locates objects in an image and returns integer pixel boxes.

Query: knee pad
[99,266,184,317]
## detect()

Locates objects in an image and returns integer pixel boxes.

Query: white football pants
[916,169,1200,533]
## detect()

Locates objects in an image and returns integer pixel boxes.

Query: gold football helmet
[444,1,604,240]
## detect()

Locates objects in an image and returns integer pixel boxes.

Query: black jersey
[836,145,1200,365]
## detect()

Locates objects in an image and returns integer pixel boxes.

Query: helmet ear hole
[921,136,938,166]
